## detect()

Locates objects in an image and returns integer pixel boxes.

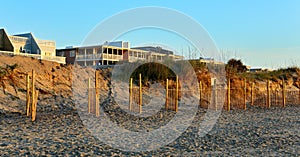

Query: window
[59,51,64,56]
[157,56,162,60]
[70,50,75,57]
[86,49,93,55]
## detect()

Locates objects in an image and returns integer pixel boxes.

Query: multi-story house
[56,41,183,66]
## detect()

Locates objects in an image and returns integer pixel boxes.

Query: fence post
[129,78,133,111]
[32,90,39,122]
[31,70,36,121]
[26,73,30,116]
[244,78,247,110]
[214,79,217,111]
[139,73,142,114]
[165,79,169,110]
[282,79,286,107]
[227,78,230,111]
[299,88,300,106]
[88,78,91,113]
[267,80,271,108]
[251,82,254,106]
[175,76,179,112]
[95,70,99,116]
[199,81,202,107]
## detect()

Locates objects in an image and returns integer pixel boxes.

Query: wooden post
[88,78,91,113]
[299,88,300,106]
[214,79,217,111]
[175,76,179,112]
[129,78,133,111]
[244,79,247,110]
[26,73,30,116]
[165,79,169,110]
[267,80,271,108]
[139,73,142,113]
[31,70,35,121]
[199,81,202,106]
[32,90,38,122]
[95,70,99,116]
[282,79,286,107]
[251,82,254,106]
[227,78,230,111]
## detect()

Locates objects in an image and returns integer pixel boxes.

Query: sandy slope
[0,55,299,156]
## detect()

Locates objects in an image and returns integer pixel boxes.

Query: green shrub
[130,62,176,85]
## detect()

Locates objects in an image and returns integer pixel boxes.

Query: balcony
[76,54,98,60]
[102,54,123,61]
[76,54,123,61]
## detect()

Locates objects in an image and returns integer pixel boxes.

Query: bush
[188,60,207,71]
[130,62,176,85]
[238,66,300,81]
[226,59,247,76]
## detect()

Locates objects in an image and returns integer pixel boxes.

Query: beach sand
[1,99,299,156]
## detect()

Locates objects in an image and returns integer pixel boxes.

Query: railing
[102,54,122,60]
[0,50,65,64]
[76,54,103,60]
[76,54,124,61]
[41,55,66,64]
[9,36,29,43]
[85,54,94,59]
[36,39,55,46]
[128,56,147,62]
[76,55,85,60]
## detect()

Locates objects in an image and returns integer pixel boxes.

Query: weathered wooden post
[267,80,271,108]
[139,73,142,113]
[88,78,91,113]
[165,79,169,110]
[26,73,30,116]
[251,82,254,106]
[299,88,300,105]
[244,78,247,110]
[32,90,39,122]
[214,79,217,111]
[129,78,133,111]
[95,70,99,116]
[227,78,230,111]
[282,79,286,107]
[31,69,36,121]
[175,76,179,112]
[199,81,202,107]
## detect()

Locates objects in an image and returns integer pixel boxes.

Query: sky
[1,0,300,69]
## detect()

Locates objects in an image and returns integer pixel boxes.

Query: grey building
[0,28,56,56]
[0,28,65,64]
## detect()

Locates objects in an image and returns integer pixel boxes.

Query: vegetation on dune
[129,58,300,87]
[225,58,247,77]
[239,66,300,85]
[223,58,299,82]
[130,62,176,85]
[130,60,206,85]
[188,60,207,72]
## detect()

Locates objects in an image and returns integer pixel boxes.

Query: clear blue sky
[1,0,300,69]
